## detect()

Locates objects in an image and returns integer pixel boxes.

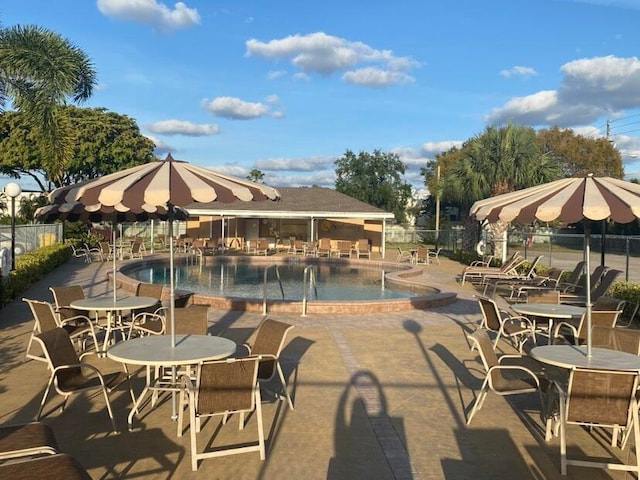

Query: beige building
[183,186,395,257]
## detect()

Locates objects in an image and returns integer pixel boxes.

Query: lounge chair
[480,255,544,295]
[506,267,566,300]
[461,251,523,285]
[316,238,332,257]
[352,238,371,259]
[465,328,547,425]
[333,240,352,258]
[240,318,295,409]
[0,422,59,461]
[556,367,640,475]
[560,268,621,305]
[178,356,265,471]
[34,328,134,432]
[476,296,535,352]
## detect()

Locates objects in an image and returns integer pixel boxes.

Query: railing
[262,264,285,315]
[301,265,318,317]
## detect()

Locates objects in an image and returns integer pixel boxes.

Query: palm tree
[444,124,562,257]
[0,24,97,187]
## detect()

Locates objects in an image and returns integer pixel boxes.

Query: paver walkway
[0,255,633,479]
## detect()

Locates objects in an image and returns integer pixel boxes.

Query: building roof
[186,186,395,220]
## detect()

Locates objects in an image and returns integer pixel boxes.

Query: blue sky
[4,0,640,194]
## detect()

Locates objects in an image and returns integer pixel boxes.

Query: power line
[610,112,640,124]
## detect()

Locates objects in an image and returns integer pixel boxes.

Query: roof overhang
[185,208,394,221]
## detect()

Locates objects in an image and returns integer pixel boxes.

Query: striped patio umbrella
[470,174,640,357]
[37,154,280,349]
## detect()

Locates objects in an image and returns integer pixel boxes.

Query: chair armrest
[486,364,540,387]
[552,321,579,343]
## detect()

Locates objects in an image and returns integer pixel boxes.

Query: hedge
[0,243,72,306]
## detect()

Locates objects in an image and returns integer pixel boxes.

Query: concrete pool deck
[0,254,634,479]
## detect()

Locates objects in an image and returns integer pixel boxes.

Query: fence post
[626,236,630,282]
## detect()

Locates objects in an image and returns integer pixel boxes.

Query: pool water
[128,261,416,301]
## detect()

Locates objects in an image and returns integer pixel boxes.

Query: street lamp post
[4,182,21,271]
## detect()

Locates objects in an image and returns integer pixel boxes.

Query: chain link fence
[386,226,640,284]
[0,223,63,258]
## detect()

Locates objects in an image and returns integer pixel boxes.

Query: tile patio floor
[0,254,635,479]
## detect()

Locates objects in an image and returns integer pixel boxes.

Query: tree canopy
[0,106,156,190]
[536,126,623,178]
[335,149,413,223]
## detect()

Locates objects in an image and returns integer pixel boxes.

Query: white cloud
[267,70,287,80]
[264,94,280,104]
[487,56,640,126]
[201,96,270,120]
[96,0,200,33]
[255,155,334,172]
[145,134,176,156]
[500,66,538,77]
[342,67,415,87]
[146,119,220,136]
[245,32,418,87]
[204,163,248,177]
[420,140,464,156]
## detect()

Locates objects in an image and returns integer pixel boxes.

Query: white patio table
[511,303,585,344]
[107,334,237,430]
[70,296,159,350]
[531,344,640,371]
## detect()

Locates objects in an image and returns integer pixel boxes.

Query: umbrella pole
[112,217,117,303]
[168,206,178,420]
[585,222,592,357]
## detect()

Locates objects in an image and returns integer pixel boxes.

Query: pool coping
[114,254,458,314]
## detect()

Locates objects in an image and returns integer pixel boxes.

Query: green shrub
[0,243,71,305]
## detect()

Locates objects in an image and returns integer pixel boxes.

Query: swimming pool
[127,259,415,301]
[119,256,454,314]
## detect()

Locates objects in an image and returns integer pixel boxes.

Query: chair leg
[189,391,199,471]
[255,387,265,460]
[466,381,489,425]
[276,362,294,410]
[559,392,567,475]
[37,377,55,420]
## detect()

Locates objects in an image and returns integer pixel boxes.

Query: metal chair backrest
[576,310,620,343]
[174,305,209,335]
[468,328,499,371]
[565,261,586,287]
[526,290,560,304]
[136,282,164,300]
[34,329,83,390]
[477,296,502,332]
[49,286,84,309]
[593,296,625,312]
[24,299,59,333]
[250,318,294,380]
[591,325,640,355]
[566,367,637,427]
[591,269,622,301]
[196,357,259,415]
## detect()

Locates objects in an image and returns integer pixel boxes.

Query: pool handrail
[263,264,285,315]
[301,265,318,317]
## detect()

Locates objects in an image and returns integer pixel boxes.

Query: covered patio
[0,255,630,478]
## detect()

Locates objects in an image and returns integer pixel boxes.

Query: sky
[4,0,640,195]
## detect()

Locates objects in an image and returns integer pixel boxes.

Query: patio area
[0,255,634,479]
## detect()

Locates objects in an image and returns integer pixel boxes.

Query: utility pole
[435,164,440,249]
